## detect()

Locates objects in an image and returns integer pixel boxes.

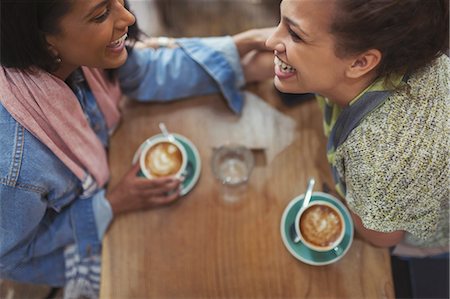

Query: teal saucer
[132,133,201,196]
[280,192,354,266]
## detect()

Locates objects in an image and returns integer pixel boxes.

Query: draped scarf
[0,66,122,189]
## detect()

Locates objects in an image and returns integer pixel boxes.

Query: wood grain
[100,82,394,298]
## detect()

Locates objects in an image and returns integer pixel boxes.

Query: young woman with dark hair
[0,0,273,297]
[267,0,449,255]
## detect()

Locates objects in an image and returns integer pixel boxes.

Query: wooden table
[100,81,394,298]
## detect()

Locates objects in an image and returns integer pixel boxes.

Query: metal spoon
[332,245,344,256]
[302,177,315,210]
[159,122,176,143]
[158,122,189,179]
[290,223,301,244]
[290,177,316,243]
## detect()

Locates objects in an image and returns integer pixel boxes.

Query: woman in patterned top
[266,0,449,257]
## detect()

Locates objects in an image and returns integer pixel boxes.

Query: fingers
[138,179,182,197]
[136,37,178,49]
[128,162,181,189]
[143,188,181,208]
[233,27,277,56]
[128,161,142,177]
[242,50,275,83]
[109,164,185,215]
[130,170,184,198]
[253,27,277,50]
[134,176,181,190]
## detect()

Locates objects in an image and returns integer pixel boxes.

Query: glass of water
[211,144,255,186]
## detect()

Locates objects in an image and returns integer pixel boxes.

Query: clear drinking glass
[211,144,255,186]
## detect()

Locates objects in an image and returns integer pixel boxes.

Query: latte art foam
[145,142,183,177]
[300,204,343,248]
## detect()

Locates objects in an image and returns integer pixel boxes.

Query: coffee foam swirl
[145,142,182,177]
[300,204,342,248]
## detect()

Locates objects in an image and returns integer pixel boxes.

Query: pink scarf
[0,66,122,188]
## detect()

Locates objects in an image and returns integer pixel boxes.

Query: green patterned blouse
[318,55,449,249]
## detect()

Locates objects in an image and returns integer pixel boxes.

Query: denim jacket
[0,36,245,286]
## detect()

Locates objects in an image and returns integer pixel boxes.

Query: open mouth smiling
[108,33,127,49]
[274,55,296,73]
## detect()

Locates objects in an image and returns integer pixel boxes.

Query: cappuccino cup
[295,200,345,252]
[139,136,187,179]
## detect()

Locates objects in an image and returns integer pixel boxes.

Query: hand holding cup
[139,136,187,179]
[106,162,182,216]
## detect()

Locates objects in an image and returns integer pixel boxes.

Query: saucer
[132,133,201,196]
[280,191,354,266]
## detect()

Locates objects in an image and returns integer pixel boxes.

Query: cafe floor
[391,255,449,299]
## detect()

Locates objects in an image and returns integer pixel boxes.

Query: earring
[55,57,62,64]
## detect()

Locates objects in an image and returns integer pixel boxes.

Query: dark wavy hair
[0,0,141,73]
[330,0,449,77]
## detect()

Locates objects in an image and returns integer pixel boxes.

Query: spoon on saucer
[159,122,176,143]
[159,122,190,179]
[290,177,316,243]
[332,245,344,256]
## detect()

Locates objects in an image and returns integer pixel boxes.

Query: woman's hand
[134,37,178,49]
[106,162,182,216]
[241,50,275,84]
[233,27,276,84]
[232,27,275,57]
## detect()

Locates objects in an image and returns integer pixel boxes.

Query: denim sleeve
[0,185,103,285]
[118,36,245,114]
[190,36,246,89]
[91,190,113,240]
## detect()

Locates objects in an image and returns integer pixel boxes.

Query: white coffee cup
[139,136,187,179]
[294,200,345,252]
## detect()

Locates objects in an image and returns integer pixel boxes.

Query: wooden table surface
[100,80,394,298]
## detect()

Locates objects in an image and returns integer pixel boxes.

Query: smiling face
[266,0,361,104]
[45,0,136,79]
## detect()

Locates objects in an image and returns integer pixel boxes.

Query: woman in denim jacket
[0,0,273,297]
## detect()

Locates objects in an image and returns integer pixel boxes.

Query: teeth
[274,56,296,73]
[110,34,127,47]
